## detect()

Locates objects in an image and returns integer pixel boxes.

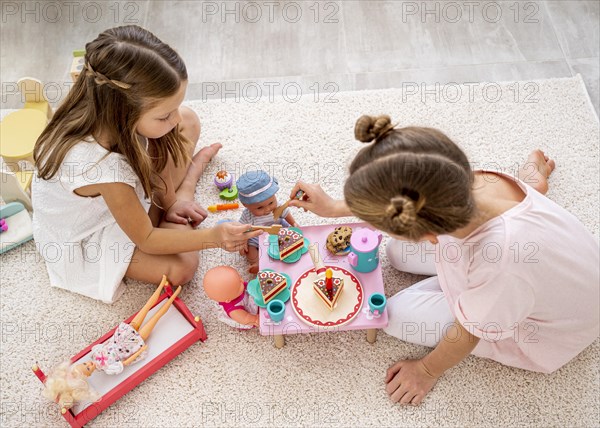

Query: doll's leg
[130,276,169,331]
[137,286,182,340]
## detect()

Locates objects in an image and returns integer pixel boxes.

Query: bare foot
[178,143,222,194]
[517,150,556,195]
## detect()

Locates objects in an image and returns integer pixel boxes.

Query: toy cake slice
[258,271,287,304]
[313,274,344,311]
[278,228,304,260]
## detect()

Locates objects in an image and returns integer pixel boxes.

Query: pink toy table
[258,223,388,348]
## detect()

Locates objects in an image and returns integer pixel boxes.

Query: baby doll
[203,266,258,328]
[237,170,297,273]
[42,277,180,411]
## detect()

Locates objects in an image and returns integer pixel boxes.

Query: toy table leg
[274,334,285,348]
[366,329,378,344]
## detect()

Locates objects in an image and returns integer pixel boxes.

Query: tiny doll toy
[42,277,181,411]
[237,170,298,273]
[203,266,258,328]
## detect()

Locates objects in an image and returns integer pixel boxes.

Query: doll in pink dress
[42,276,181,411]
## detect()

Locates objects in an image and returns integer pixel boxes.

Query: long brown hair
[34,25,189,198]
[344,115,475,240]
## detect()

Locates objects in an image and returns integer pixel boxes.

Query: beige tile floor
[0,1,598,114]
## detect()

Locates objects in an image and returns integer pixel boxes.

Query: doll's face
[244,195,278,217]
[75,362,95,377]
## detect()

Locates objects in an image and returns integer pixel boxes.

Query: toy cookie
[326,226,352,256]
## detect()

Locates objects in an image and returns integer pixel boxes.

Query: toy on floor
[203,266,258,328]
[313,268,344,311]
[237,170,298,273]
[207,202,239,212]
[348,228,383,273]
[326,226,353,256]
[42,276,181,411]
[0,202,33,254]
[214,170,239,200]
[272,189,306,220]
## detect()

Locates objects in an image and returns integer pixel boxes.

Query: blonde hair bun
[354,115,394,143]
[385,195,417,231]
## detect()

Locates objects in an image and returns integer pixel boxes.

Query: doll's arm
[228,308,259,327]
[122,345,148,366]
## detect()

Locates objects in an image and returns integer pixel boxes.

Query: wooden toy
[33,279,206,427]
[272,190,306,220]
[258,270,288,305]
[277,228,304,260]
[347,228,383,273]
[246,269,292,308]
[313,268,344,311]
[207,203,239,212]
[0,201,33,254]
[326,226,353,256]
[219,185,238,201]
[257,223,388,348]
[203,266,258,328]
[248,224,282,235]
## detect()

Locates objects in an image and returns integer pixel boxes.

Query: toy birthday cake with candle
[313,268,344,311]
[278,228,304,260]
[258,270,288,304]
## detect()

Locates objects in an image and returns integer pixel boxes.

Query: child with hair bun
[32,25,261,303]
[289,114,599,405]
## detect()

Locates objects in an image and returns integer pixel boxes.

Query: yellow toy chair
[0,77,51,193]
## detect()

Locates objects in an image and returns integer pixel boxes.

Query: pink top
[219,282,248,317]
[436,172,599,373]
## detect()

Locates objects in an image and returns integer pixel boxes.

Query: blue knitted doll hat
[236,170,279,205]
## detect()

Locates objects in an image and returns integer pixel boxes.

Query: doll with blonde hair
[43,277,180,411]
[289,114,599,405]
[32,25,261,302]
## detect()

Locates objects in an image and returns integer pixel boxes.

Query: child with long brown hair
[290,115,599,405]
[32,26,262,303]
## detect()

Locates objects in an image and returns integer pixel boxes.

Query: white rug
[1,76,598,427]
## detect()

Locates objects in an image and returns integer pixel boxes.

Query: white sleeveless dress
[32,138,151,303]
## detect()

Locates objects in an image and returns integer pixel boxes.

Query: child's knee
[179,106,201,143]
[168,253,199,285]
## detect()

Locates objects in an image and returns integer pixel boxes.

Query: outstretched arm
[122,345,148,366]
[76,182,262,254]
[385,320,479,405]
[288,181,353,218]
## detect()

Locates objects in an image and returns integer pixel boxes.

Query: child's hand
[288,181,351,218]
[165,200,208,227]
[215,222,262,252]
[385,359,440,406]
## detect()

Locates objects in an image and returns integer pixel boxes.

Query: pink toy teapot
[347,228,383,273]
